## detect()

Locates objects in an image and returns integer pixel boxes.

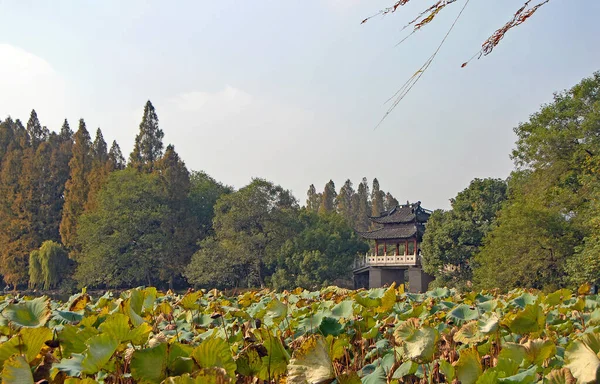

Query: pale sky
[1,1,598,209]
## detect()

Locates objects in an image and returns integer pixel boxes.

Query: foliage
[0,286,597,383]
[318,180,337,215]
[421,178,507,290]
[129,100,164,173]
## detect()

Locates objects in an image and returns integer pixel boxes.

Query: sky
[0,0,599,210]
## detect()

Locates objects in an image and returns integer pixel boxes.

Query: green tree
[37,240,70,290]
[28,250,42,289]
[129,100,164,172]
[60,119,92,250]
[352,177,370,231]
[318,180,337,215]
[108,140,125,170]
[187,170,232,239]
[75,169,170,287]
[306,184,321,213]
[371,178,384,217]
[421,178,507,290]
[336,179,355,225]
[25,110,48,150]
[270,211,369,290]
[186,179,298,289]
[384,192,399,211]
[84,128,111,212]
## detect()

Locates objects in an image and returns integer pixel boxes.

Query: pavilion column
[414,239,418,255]
[405,241,408,256]
[384,242,387,255]
[396,243,400,256]
[375,240,378,256]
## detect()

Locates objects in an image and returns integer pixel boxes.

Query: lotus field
[0,285,599,383]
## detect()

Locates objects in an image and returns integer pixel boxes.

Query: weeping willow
[37,241,69,290]
[28,250,43,289]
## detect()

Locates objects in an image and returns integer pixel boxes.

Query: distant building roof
[370,202,431,225]
[357,224,421,240]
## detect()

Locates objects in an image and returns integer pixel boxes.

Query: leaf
[264,299,287,326]
[439,359,455,381]
[545,368,576,384]
[326,334,349,360]
[131,342,168,384]
[478,313,499,334]
[522,338,556,366]
[394,321,438,362]
[498,365,538,383]
[20,327,53,363]
[235,347,262,377]
[257,330,289,380]
[319,317,343,336]
[565,334,600,383]
[454,321,485,344]
[191,337,236,379]
[81,333,119,374]
[3,296,51,328]
[447,304,479,324]
[392,360,418,378]
[1,355,34,384]
[330,300,353,319]
[508,304,545,334]
[178,291,201,311]
[53,353,84,376]
[287,335,335,384]
[455,348,482,384]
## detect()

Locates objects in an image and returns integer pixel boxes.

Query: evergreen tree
[318,180,337,215]
[371,178,385,217]
[28,250,42,289]
[353,177,371,231]
[25,110,48,150]
[85,128,111,212]
[306,184,321,213]
[336,179,355,225]
[108,140,125,170]
[129,100,164,172]
[60,119,92,250]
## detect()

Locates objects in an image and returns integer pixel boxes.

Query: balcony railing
[353,252,419,269]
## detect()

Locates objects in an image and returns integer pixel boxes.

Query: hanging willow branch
[364,0,551,126]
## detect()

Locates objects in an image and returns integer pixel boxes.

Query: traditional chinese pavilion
[353,201,434,292]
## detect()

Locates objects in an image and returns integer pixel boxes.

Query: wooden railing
[353,252,418,269]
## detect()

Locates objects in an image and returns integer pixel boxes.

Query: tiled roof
[357,224,420,240]
[370,202,431,224]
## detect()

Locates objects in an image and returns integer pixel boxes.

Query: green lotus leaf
[362,365,387,384]
[497,365,538,383]
[439,359,455,382]
[336,371,361,384]
[264,299,287,326]
[331,300,353,319]
[20,327,53,363]
[455,348,482,384]
[58,325,99,357]
[395,321,438,362]
[476,300,497,313]
[53,353,85,377]
[545,289,572,307]
[508,304,545,334]
[565,333,600,384]
[191,337,236,379]
[1,355,33,384]
[297,312,325,334]
[98,313,131,342]
[287,335,334,384]
[64,378,99,384]
[178,291,201,311]
[448,304,479,324]
[0,336,20,370]
[319,316,343,336]
[53,310,84,324]
[499,343,526,368]
[478,313,499,335]
[257,330,289,380]
[81,333,119,374]
[475,369,500,384]
[511,293,538,309]
[392,360,418,379]
[426,287,450,299]
[3,296,51,328]
[131,342,168,384]
[378,285,397,312]
[325,334,349,360]
[454,321,485,344]
[522,338,556,366]
[354,292,381,308]
[235,347,262,377]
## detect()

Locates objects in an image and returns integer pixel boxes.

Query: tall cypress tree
[25,110,48,150]
[336,179,355,224]
[129,101,164,172]
[353,177,371,231]
[85,128,110,212]
[108,140,125,170]
[318,180,337,215]
[384,192,399,211]
[371,178,385,217]
[306,184,321,213]
[60,119,92,250]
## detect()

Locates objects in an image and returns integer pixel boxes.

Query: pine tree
[25,110,48,150]
[371,178,385,217]
[129,100,164,172]
[108,140,125,170]
[318,180,337,215]
[306,184,321,213]
[336,179,355,224]
[353,177,371,231]
[60,119,92,250]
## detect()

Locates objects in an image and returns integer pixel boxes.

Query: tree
[421,178,507,290]
[186,179,298,289]
[371,178,384,217]
[108,140,125,170]
[84,128,111,212]
[318,180,337,215]
[187,171,232,239]
[36,240,70,290]
[306,184,321,213]
[384,192,399,211]
[336,179,355,225]
[352,177,371,231]
[60,119,92,250]
[129,100,164,172]
[25,110,48,150]
[75,169,170,287]
[270,211,369,290]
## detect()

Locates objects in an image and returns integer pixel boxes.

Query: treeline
[0,101,382,291]
[422,72,600,291]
